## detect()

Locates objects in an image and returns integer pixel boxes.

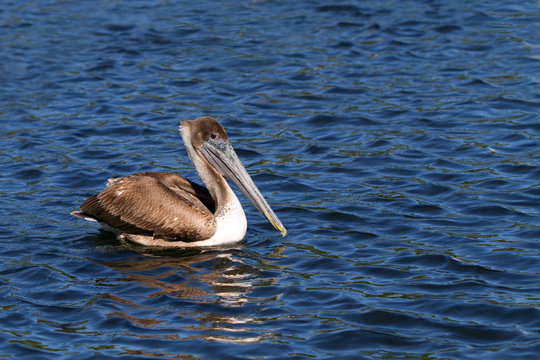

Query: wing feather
[80,172,217,241]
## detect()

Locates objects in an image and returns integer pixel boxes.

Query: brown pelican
[71,116,286,247]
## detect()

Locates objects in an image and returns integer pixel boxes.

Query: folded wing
[79,172,217,241]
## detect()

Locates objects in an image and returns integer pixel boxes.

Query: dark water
[1,0,539,358]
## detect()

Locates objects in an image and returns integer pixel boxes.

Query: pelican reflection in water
[71,116,286,247]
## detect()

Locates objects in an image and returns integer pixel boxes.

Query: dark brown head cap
[180,116,229,149]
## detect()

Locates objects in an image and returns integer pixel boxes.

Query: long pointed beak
[200,138,286,237]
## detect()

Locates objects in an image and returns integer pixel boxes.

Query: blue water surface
[1,1,539,359]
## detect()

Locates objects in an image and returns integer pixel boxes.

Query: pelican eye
[210,133,218,140]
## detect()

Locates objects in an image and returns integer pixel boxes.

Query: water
[1,0,539,358]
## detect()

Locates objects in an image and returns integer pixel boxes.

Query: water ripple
[1,0,539,359]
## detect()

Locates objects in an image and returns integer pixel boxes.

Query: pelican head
[181,117,286,237]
